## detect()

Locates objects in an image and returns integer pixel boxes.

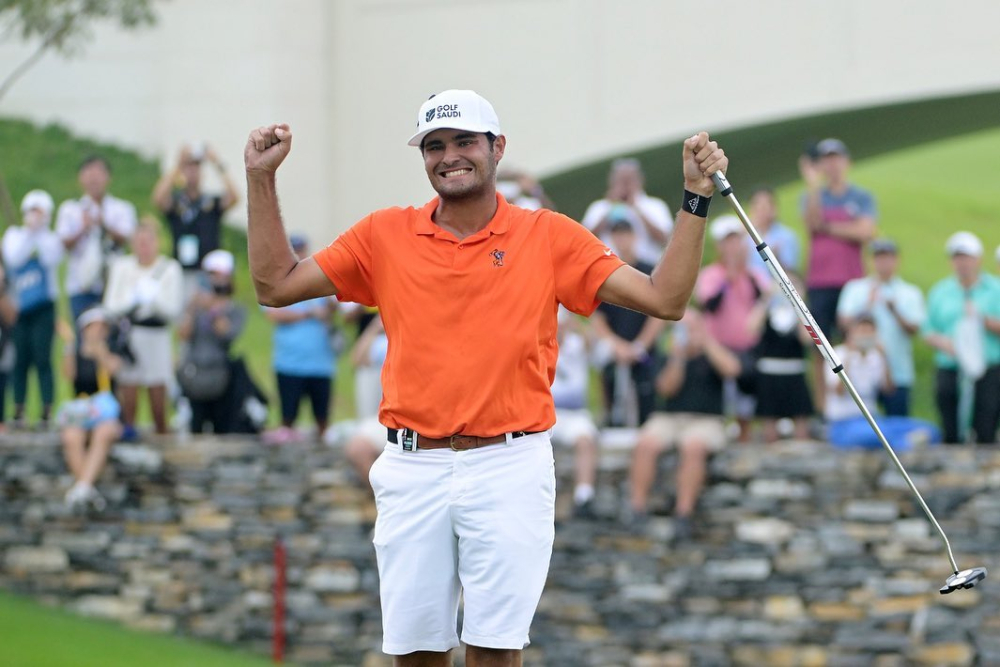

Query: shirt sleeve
[312,214,376,306]
[55,200,81,242]
[836,280,863,318]
[548,212,625,316]
[858,190,878,220]
[897,284,926,329]
[105,198,137,238]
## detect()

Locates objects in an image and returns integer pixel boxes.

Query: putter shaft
[711,172,960,574]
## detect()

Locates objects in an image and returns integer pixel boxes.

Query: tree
[0,0,161,225]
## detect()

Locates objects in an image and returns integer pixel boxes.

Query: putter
[709,171,986,595]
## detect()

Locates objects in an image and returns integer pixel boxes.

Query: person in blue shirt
[923,232,1000,443]
[837,238,925,416]
[263,234,336,444]
[745,186,799,274]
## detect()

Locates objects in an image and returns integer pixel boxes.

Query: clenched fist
[245,124,293,174]
[682,132,728,197]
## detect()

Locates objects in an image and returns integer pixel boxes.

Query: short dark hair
[79,154,111,174]
[420,131,497,153]
[749,185,775,200]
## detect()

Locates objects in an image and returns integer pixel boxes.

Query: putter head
[940,567,987,594]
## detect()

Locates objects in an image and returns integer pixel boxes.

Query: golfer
[244,90,727,667]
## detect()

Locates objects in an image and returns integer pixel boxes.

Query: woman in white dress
[103,218,183,438]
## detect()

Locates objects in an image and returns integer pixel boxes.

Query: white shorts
[368,431,555,655]
[551,408,599,447]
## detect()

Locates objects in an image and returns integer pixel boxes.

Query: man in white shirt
[56,155,137,322]
[582,158,672,265]
[837,239,925,416]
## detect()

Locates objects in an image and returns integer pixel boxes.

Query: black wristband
[682,189,712,218]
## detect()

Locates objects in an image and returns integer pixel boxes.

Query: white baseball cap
[408,90,501,148]
[202,249,235,275]
[76,306,109,330]
[20,189,54,214]
[710,215,744,242]
[945,231,983,258]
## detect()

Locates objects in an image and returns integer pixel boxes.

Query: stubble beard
[433,155,496,203]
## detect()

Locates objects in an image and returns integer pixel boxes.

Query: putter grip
[712,172,733,197]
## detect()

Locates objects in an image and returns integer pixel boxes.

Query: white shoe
[64,482,106,511]
[64,482,91,508]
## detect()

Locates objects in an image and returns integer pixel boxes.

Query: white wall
[2,0,999,242]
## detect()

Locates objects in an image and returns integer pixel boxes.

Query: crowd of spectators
[4,137,999,525]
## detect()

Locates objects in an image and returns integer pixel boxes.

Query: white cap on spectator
[76,306,109,330]
[408,90,501,147]
[710,215,744,242]
[202,249,235,275]
[945,231,983,258]
[20,189,54,214]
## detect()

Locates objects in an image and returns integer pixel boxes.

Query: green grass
[0,591,278,667]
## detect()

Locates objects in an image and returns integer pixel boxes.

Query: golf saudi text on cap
[945,231,983,258]
[408,90,501,147]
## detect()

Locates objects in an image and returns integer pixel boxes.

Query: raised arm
[596,132,726,320]
[245,124,337,307]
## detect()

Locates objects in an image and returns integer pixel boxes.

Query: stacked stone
[2,433,997,666]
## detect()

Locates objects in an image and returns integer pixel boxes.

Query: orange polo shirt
[314,193,624,438]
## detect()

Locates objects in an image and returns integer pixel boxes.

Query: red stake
[273,537,286,663]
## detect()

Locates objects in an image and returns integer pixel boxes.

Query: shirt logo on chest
[490,249,505,267]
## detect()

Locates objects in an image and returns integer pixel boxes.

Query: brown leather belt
[388,428,538,451]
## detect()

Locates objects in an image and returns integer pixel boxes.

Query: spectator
[627,308,741,538]
[745,186,799,273]
[837,239,925,416]
[696,215,770,441]
[798,138,876,412]
[496,169,555,211]
[3,190,64,429]
[826,314,939,448]
[58,307,123,510]
[924,232,1000,444]
[0,262,17,433]
[103,218,183,438]
[263,234,336,444]
[342,314,388,490]
[346,306,384,421]
[551,307,601,519]
[177,250,265,434]
[153,144,238,305]
[749,271,814,442]
[591,219,665,426]
[582,158,672,265]
[56,155,137,323]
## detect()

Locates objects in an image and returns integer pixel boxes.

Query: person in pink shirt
[696,215,769,441]
[799,138,877,413]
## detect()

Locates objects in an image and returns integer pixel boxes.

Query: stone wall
[2,433,998,666]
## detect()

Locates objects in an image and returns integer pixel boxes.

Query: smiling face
[422,129,505,202]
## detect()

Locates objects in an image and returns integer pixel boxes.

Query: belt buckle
[449,434,462,451]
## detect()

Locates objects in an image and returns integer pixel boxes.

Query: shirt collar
[415,192,511,238]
